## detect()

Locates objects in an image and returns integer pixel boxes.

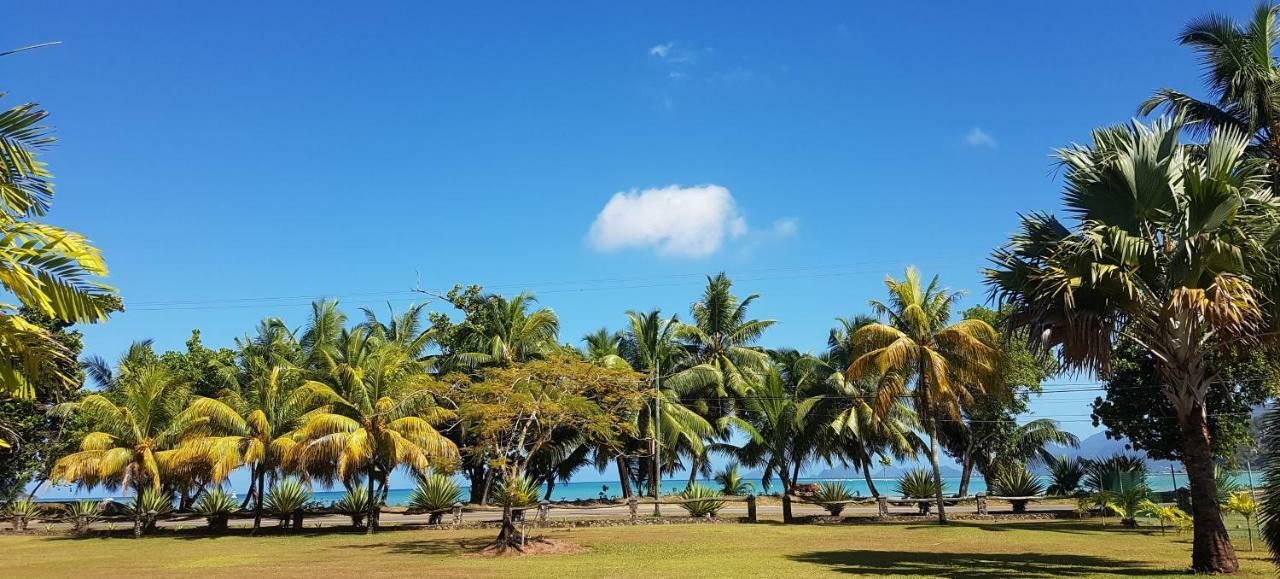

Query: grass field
[3,518,1274,578]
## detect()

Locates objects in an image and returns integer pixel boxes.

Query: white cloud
[964,127,997,148]
[771,218,798,237]
[649,41,696,64]
[649,42,674,59]
[588,185,749,258]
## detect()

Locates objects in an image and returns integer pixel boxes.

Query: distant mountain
[1048,431,1178,473]
[814,463,964,479]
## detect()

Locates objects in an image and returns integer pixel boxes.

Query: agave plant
[493,475,540,519]
[333,490,370,529]
[63,500,101,534]
[408,473,462,525]
[812,482,854,516]
[126,488,174,537]
[990,467,1045,513]
[713,463,754,496]
[6,498,41,531]
[193,489,239,532]
[1045,456,1086,496]
[264,478,312,530]
[896,469,944,515]
[1138,499,1192,535]
[678,483,726,518]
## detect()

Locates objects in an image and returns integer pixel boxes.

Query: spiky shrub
[408,474,462,525]
[1224,491,1259,550]
[493,475,540,520]
[713,463,754,496]
[1138,498,1192,535]
[1083,454,1147,493]
[1046,456,1086,496]
[6,498,41,531]
[1214,467,1243,505]
[896,468,944,515]
[1095,486,1149,528]
[264,479,312,530]
[126,489,174,536]
[678,483,726,518]
[193,489,238,532]
[333,490,370,528]
[990,467,1045,513]
[812,482,854,516]
[63,500,101,534]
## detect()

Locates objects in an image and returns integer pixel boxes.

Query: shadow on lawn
[787,550,1171,578]
[903,520,1153,537]
[334,537,488,556]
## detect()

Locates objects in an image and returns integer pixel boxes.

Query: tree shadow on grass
[902,520,1143,536]
[334,537,488,556]
[787,550,1174,578]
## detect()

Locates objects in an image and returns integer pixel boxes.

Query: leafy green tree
[849,267,1001,523]
[676,273,775,402]
[986,117,1278,573]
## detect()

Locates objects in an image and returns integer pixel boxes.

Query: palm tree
[454,292,558,367]
[1139,3,1280,186]
[0,95,116,402]
[848,267,1001,523]
[290,333,459,533]
[359,302,435,360]
[581,328,630,370]
[985,117,1277,573]
[676,273,775,401]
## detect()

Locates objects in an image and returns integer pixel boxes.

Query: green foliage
[1095,486,1150,527]
[1083,454,1147,493]
[128,488,175,518]
[990,467,1045,513]
[493,475,540,509]
[1046,456,1086,496]
[713,463,753,496]
[332,490,369,527]
[1137,499,1192,534]
[1215,467,1243,505]
[678,483,726,518]
[1091,339,1276,462]
[62,500,100,533]
[193,489,238,518]
[409,473,463,512]
[896,468,945,499]
[264,479,311,516]
[5,497,41,530]
[812,481,854,516]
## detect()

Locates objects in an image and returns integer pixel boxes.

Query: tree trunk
[928,421,947,524]
[1181,404,1238,574]
[480,470,495,505]
[366,465,378,535]
[687,455,699,486]
[241,465,257,510]
[252,468,266,534]
[616,458,632,498]
[957,450,974,498]
[494,502,520,551]
[467,466,487,504]
[780,463,794,523]
[543,478,556,501]
[861,462,880,497]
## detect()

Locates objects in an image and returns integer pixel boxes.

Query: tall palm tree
[677,273,775,401]
[1139,3,1280,185]
[985,117,1278,573]
[848,267,1000,523]
[359,302,435,360]
[454,292,558,368]
[0,95,116,401]
[290,333,459,533]
[581,328,630,370]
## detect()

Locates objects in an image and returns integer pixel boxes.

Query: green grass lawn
[3,518,1273,578]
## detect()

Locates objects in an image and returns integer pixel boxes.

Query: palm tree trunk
[241,465,257,510]
[480,470,496,505]
[252,467,266,534]
[1181,402,1239,573]
[928,420,947,524]
[616,458,632,498]
[687,455,699,487]
[957,450,974,498]
[366,465,378,535]
[780,463,794,523]
[861,462,880,497]
[543,478,556,501]
[132,482,144,538]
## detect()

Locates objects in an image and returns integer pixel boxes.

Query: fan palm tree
[985,117,1278,573]
[1139,3,1280,186]
[848,267,1001,523]
[290,333,459,533]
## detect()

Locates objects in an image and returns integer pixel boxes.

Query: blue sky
[8,1,1259,489]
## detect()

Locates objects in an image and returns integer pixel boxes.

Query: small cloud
[771,218,798,237]
[649,42,674,59]
[964,127,997,149]
[648,41,697,64]
[668,71,687,80]
[587,185,749,258]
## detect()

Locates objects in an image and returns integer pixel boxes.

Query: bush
[333,490,370,528]
[193,489,238,532]
[493,475,541,510]
[1045,456,1085,496]
[125,488,174,535]
[264,478,312,530]
[63,500,101,534]
[408,473,462,524]
[713,463,754,496]
[1137,498,1192,534]
[1095,486,1149,528]
[678,483,725,518]
[896,469,944,515]
[990,467,1045,513]
[812,482,854,516]
[5,498,41,531]
[1083,454,1147,492]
